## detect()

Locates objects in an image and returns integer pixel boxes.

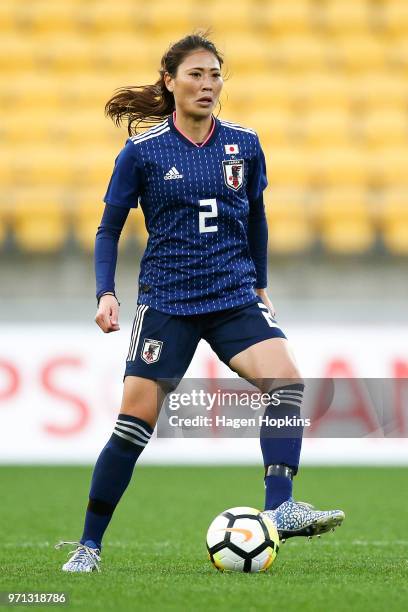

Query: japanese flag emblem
[141,338,163,364]
[222,159,244,191]
[224,144,239,154]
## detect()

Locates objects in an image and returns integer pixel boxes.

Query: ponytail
[105,33,223,135]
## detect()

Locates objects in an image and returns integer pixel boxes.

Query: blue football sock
[80,414,153,550]
[260,383,305,510]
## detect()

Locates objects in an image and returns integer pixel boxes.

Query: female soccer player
[56,34,344,572]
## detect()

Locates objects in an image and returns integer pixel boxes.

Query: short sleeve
[246,137,268,202]
[103,140,143,209]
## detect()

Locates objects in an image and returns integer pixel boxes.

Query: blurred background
[1,0,407,464]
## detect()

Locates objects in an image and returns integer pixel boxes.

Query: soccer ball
[206,506,279,573]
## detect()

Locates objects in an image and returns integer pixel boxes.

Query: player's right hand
[95,294,120,333]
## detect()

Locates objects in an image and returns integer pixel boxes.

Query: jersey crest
[222,159,244,191]
[141,338,163,364]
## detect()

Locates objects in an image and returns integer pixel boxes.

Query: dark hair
[105,32,224,135]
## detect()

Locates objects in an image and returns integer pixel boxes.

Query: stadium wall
[1,323,407,465]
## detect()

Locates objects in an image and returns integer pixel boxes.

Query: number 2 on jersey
[199,199,218,233]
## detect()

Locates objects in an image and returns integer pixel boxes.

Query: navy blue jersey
[104,113,268,315]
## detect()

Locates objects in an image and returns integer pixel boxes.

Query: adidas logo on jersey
[164,166,183,180]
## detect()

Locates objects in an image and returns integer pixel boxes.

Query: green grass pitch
[0,466,407,612]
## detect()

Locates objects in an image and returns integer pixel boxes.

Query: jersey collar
[169,112,220,148]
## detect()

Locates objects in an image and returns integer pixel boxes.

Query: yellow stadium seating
[0,148,113,188]
[373,149,408,187]
[72,198,108,252]
[353,75,408,109]
[318,190,376,254]
[265,189,314,253]
[254,1,310,34]
[2,108,127,147]
[143,1,203,36]
[322,0,370,33]
[204,0,259,33]
[381,190,408,254]
[3,73,157,112]
[313,147,369,186]
[12,193,67,253]
[0,197,9,247]
[0,37,36,71]
[295,74,353,110]
[1,0,408,256]
[360,111,408,148]
[264,147,312,187]
[329,36,385,72]
[242,110,292,146]
[272,36,326,71]
[299,111,352,147]
[0,4,15,31]
[382,2,408,35]
[72,191,146,252]
[221,38,270,74]
[388,38,408,71]
[129,207,149,248]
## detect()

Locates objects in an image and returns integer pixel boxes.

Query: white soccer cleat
[55,541,101,573]
[262,499,345,542]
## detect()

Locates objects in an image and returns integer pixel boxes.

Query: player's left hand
[255,288,276,317]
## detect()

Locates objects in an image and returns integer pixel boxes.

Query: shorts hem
[220,329,287,365]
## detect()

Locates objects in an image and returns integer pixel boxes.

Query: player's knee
[121,376,163,427]
[265,367,304,393]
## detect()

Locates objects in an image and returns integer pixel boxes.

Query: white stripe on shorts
[126,305,148,361]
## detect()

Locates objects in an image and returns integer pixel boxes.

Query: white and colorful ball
[206,506,279,573]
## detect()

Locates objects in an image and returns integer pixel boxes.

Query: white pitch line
[2,540,408,549]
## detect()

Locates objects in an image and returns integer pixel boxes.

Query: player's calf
[56,413,153,571]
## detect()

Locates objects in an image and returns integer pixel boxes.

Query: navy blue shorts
[124,297,286,387]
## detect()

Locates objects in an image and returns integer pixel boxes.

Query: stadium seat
[360,111,408,148]
[243,110,292,146]
[380,190,408,255]
[74,3,142,35]
[273,36,326,71]
[329,36,385,72]
[373,149,408,186]
[241,75,294,111]
[0,37,35,71]
[12,3,78,34]
[265,189,314,254]
[300,111,352,147]
[73,192,135,252]
[128,206,148,248]
[388,38,408,71]
[1,148,113,188]
[322,0,370,33]
[143,1,200,35]
[264,147,311,187]
[12,194,67,253]
[2,0,408,259]
[73,198,106,252]
[204,0,256,33]
[0,196,10,247]
[222,38,270,74]
[318,190,375,254]
[296,74,352,110]
[382,2,408,35]
[353,75,408,110]
[314,148,369,186]
[256,1,310,35]
[0,4,15,32]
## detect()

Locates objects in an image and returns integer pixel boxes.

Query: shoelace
[55,541,101,572]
